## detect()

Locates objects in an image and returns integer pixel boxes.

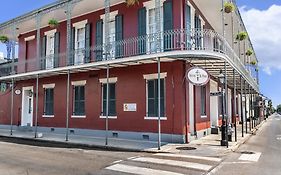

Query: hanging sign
[15,89,21,95]
[186,67,210,86]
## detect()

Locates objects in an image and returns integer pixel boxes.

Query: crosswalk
[103,153,222,175]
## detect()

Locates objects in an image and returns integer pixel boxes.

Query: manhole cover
[176,147,197,150]
[241,151,255,154]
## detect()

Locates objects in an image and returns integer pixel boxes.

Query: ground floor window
[201,86,206,116]
[44,88,54,115]
[73,85,85,116]
[147,79,165,117]
[102,83,116,116]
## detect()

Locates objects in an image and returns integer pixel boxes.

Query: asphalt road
[213,113,281,175]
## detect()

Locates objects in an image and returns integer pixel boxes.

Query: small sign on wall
[124,103,137,112]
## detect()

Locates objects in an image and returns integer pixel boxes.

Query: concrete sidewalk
[0,120,266,154]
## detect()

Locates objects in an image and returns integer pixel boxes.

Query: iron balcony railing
[0,28,257,85]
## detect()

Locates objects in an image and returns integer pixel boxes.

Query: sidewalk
[0,120,266,154]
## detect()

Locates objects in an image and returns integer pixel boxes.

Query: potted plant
[250,60,257,65]
[0,35,9,43]
[224,2,235,13]
[246,49,253,56]
[48,19,59,28]
[236,31,248,41]
[126,0,139,6]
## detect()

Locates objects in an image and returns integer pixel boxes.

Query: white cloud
[240,5,281,75]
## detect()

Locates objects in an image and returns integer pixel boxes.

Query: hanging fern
[224,2,235,13]
[246,49,253,56]
[250,60,257,65]
[48,19,59,28]
[126,0,139,6]
[236,31,248,41]
[0,35,9,43]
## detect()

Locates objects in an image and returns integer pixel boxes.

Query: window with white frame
[100,78,117,117]
[72,80,86,117]
[45,30,56,69]
[144,0,164,53]
[43,84,55,117]
[73,20,87,65]
[144,73,166,118]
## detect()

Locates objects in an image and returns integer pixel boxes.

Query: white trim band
[44,29,57,36]
[143,72,167,80]
[42,115,54,118]
[99,77,118,84]
[144,117,167,120]
[100,116,117,119]
[71,80,87,86]
[71,115,86,118]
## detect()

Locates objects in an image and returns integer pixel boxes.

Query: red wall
[0,61,188,135]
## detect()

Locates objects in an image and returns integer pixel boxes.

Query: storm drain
[176,146,197,151]
[240,151,255,154]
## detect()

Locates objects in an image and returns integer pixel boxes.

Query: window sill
[201,115,207,118]
[71,115,86,118]
[42,115,54,118]
[100,116,117,119]
[144,117,167,120]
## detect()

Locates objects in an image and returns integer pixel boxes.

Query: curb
[0,134,167,154]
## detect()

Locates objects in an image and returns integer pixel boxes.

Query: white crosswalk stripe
[106,164,185,175]
[104,153,221,175]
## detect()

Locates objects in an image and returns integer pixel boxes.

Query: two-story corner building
[0,0,260,144]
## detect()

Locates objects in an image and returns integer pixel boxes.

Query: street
[0,115,279,175]
[212,113,281,175]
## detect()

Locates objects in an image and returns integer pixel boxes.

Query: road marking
[106,164,185,175]
[155,153,222,162]
[111,160,123,165]
[133,157,212,171]
[239,152,261,162]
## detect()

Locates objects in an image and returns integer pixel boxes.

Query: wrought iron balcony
[0,28,258,89]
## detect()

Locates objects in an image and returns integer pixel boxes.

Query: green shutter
[41,36,47,70]
[163,1,173,51]
[95,20,103,61]
[138,7,146,54]
[85,23,91,63]
[69,27,75,65]
[115,15,123,58]
[185,4,192,48]
[54,32,60,68]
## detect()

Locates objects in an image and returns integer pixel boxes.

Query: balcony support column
[244,80,247,134]
[157,57,161,150]
[11,23,17,75]
[34,74,39,138]
[66,2,73,66]
[240,76,244,137]
[36,13,42,70]
[65,70,70,141]
[10,78,14,136]
[155,0,161,53]
[233,69,237,142]
[105,65,109,146]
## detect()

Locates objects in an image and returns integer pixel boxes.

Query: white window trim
[44,29,57,36]
[43,83,55,89]
[99,116,117,119]
[143,0,165,9]
[71,115,86,119]
[24,35,35,41]
[144,117,167,120]
[143,72,167,80]
[201,115,207,118]
[100,10,119,21]
[42,115,54,118]
[71,80,87,86]
[72,20,88,29]
[99,77,118,84]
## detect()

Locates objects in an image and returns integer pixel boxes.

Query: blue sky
[0,0,280,107]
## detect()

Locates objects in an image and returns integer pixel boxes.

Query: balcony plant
[224,2,235,13]
[250,60,257,65]
[126,0,139,6]
[236,31,248,41]
[246,49,253,56]
[48,19,59,28]
[0,35,9,43]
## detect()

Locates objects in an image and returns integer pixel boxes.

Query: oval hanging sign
[186,67,210,86]
[15,89,21,95]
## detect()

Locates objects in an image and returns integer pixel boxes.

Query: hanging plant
[246,49,253,56]
[236,31,248,41]
[126,0,139,6]
[48,19,59,28]
[250,60,257,65]
[224,2,235,13]
[0,35,9,43]
[255,67,259,72]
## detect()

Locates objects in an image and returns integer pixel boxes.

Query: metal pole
[66,70,70,141]
[10,78,14,136]
[233,69,237,142]
[240,76,244,137]
[248,84,251,131]
[105,65,109,146]
[34,74,39,138]
[36,13,41,70]
[244,81,247,134]
[157,57,161,150]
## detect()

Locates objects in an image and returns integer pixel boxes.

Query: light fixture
[218,69,225,84]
